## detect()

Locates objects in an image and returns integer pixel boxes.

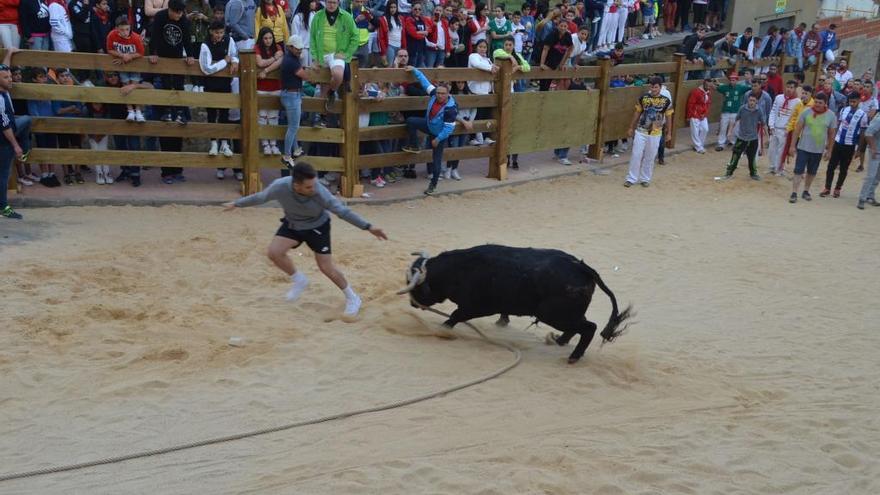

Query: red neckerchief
[93,6,110,24]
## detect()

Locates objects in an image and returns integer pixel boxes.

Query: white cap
[286,34,305,49]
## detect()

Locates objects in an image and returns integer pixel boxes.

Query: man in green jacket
[309,0,359,111]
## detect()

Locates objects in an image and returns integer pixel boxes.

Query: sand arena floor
[2,154,879,494]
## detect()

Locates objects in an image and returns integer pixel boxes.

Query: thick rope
[0,310,521,483]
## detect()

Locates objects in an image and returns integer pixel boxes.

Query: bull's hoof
[495,316,510,327]
[545,332,559,345]
[567,356,581,364]
[442,320,455,329]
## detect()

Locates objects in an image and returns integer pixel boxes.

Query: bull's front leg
[442,307,484,328]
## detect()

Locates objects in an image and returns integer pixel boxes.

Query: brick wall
[817,16,880,76]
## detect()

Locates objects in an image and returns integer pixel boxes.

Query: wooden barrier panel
[360,67,496,83]
[602,86,646,142]
[257,155,344,172]
[358,144,494,169]
[358,120,495,141]
[11,83,240,108]
[508,90,599,154]
[32,117,241,139]
[29,148,244,168]
[257,125,344,143]
[611,62,678,77]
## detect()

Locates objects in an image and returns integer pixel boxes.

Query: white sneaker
[286,272,309,302]
[370,177,386,188]
[208,140,219,156]
[134,110,146,122]
[17,177,33,186]
[220,141,233,157]
[270,144,281,155]
[234,171,244,181]
[262,144,272,155]
[483,138,496,145]
[104,170,114,184]
[126,110,136,122]
[443,168,451,179]
[469,138,484,146]
[292,146,305,158]
[451,169,462,180]
[642,33,650,39]
[558,158,573,166]
[344,294,362,317]
[96,172,106,185]
[216,169,225,180]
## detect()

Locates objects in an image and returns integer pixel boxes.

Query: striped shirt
[835,106,868,145]
[0,92,16,142]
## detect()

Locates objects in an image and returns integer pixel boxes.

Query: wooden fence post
[669,53,687,149]
[238,49,261,195]
[340,60,360,198]
[777,53,787,75]
[489,59,512,180]
[589,57,612,161]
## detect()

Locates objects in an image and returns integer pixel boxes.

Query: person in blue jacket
[820,23,838,72]
[401,65,458,196]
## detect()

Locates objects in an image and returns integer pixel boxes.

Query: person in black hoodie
[148,0,194,124]
[19,0,52,50]
[70,0,100,52]
[92,0,113,49]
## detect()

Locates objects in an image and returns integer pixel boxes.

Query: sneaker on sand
[819,188,831,197]
[714,174,732,181]
[96,171,106,185]
[286,273,309,302]
[558,157,573,166]
[216,169,225,180]
[802,190,812,201]
[344,294,362,317]
[750,174,761,181]
[1,205,22,219]
[451,169,462,180]
[624,181,633,187]
[234,171,244,181]
[789,192,797,203]
[443,168,452,179]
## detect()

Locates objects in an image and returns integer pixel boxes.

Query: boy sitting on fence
[106,15,147,122]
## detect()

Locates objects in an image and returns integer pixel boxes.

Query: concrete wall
[728,0,819,33]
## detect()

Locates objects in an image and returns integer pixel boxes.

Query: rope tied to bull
[0,309,521,484]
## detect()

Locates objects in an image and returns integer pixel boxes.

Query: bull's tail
[592,269,634,343]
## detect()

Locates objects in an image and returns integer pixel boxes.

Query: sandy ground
[2,153,879,495]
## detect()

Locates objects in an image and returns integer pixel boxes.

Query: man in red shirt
[765,63,783,98]
[686,78,715,153]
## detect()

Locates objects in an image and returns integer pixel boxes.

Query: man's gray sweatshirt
[234,177,371,231]
[225,0,256,42]
[735,105,767,141]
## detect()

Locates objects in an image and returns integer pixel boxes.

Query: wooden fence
[3,48,851,198]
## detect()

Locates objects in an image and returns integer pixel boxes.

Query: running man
[223,162,388,317]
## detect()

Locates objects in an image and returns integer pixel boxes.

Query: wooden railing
[4,48,851,198]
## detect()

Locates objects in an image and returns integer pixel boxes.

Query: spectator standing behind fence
[52,69,85,185]
[279,34,311,169]
[290,0,316,66]
[401,66,458,195]
[26,68,60,187]
[716,93,767,182]
[19,0,51,50]
[348,0,373,67]
[225,0,256,48]
[309,0,358,113]
[820,24,837,72]
[425,5,450,68]
[467,39,495,146]
[0,55,31,220]
[786,23,805,72]
[624,76,672,188]
[255,0,288,53]
[377,0,404,66]
[70,0,100,55]
[822,92,867,198]
[255,26,283,155]
[788,92,836,204]
[0,0,19,49]
[403,2,430,67]
[149,0,194,125]
[102,71,147,187]
[48,0,74,51]
[106,14,147,122]
[487,5,511,53]
[686,78,713,154]
[199,19,239,179]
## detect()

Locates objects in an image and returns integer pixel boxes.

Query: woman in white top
[470,2,489,44]
[378,0,404,66]
[47,0,73,52]
[290,0,317,67]
[467,39,497,146]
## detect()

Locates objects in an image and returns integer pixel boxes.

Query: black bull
[398,245,634,363]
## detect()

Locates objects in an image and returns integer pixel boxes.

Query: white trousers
[689,118,708,152]
[616,9,628,42]
[88,136,111,177]
[768,129,787,173]
[626,130,661,184]
[600,12,618,46]
[0,24,20,49]
[717,112,737,147]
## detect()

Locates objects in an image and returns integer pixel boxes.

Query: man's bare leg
[316,253,361,316]
[267,236,310,301]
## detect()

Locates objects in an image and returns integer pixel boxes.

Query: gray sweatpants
[859,155,880,202]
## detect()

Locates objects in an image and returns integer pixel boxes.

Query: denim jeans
[424,49,444,68]
[406,116,445,189]
[446,133,467,169]
[0,116,30,208]
[28,35,50,51]
[280,90,302,156]
[385,45,400,66]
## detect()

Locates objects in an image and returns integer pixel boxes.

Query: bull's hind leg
[568,319,598,364]
[495,314,510,327]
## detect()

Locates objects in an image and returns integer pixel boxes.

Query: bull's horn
[410,250,430,258]
[396,274,421,295]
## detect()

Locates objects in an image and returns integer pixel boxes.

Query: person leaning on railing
[400,65,458,196]
[0,52,32,220]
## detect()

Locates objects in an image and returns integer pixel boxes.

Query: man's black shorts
[275,218,332,254]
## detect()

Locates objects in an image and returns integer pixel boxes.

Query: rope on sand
[0,309,521,483]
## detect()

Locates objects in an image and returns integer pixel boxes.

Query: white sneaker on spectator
[558,158,573,166]
[292,146,304,158]
[451,169,462,180]
[483,138,496,145]
[220,141,233,157]
[17,177,33,186]
[286,272,309,302]
[234,171,244,181]
[208,140,219,156]
[443,168,451,179]
[126,110,136,122]
[319,177,331,186]
[370,176,386,188]
[104,170,114,184]
[96,172,106,185]
[469,138,484,146]
[262,144,272,155]
[344,294,362,317]
[134,110,146,122]
[216,169,225,180]
[270,143,281,155]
